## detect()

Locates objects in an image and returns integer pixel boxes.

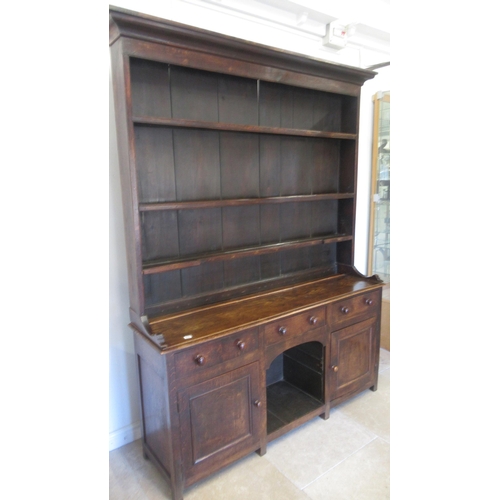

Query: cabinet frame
[110,7,383,500]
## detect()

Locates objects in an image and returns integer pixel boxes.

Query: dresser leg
[170,484,184,500]
[320,402,331,420]
[169,455,185,500]
[256,441,267,456]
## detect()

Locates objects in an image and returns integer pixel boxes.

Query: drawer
[174,328,259,379]
[327,290,380,331]
[264,306,325,346]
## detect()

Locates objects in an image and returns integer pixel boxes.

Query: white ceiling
[179,0,390,68]
[111,0,390,69]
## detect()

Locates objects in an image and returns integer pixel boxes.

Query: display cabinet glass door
[368,91,390,282]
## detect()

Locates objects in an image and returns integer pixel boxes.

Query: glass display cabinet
[368,91,390,282]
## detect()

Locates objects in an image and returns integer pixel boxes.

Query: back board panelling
[310,200,338,237]
[173,129,221,201]
[259,81,347,133]
[178,208,222,256]
[220,132,260,198]
[222,206,261,250]
[310,243,336,268]
[224,255,261,288]
[260,253,281,279]
[218,74,258,125]
[291,87,316,130]
[313,92,342,132]
[338,199,354,235]
[310,139,340,194]
[260,204,280,244]
[141,211,180,262]
[144,270,182,307]
[341,95,359,134]
[339,140,356,193]
[281,247,311,275]
[259,136,281,197]
[135,126,176,203]
[130,58,171,118]
[280,137,312,195]
[181,262,225,297]
[258,81,281,128]
[336,240,353,265]
[170,66,219,121]
[280,202,312,241]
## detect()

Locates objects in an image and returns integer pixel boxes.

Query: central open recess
[266,341,325,436]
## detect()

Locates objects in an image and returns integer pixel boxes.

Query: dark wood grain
[148,274,382,349]
[310,200,338,237]
[135,126,176,203]
[222,205,260,249]
[139,193,354,211]
[177,208,222,256]
[220,132,259,199]
[280,137,312,196]
[311,139,340,194]
[181,261,224,298]
[142,234,353,275]
[173,129,220,201]
[218,74,258,125]
[223,255,261,288]
[141,210,179,261]
[329,316,378,401]
[130,58,172,118]
[178,362,263,486]
[280,202,311,241]
[132,116,357,140]
[110,8,380,499]
[143,270,182,307]
[170,66,218,121]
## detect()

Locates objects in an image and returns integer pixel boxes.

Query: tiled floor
[110,349,390,500]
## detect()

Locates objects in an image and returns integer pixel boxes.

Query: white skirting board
[109,421,142,451]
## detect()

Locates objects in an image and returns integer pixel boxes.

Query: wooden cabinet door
[330,316,379,402]
[178,362,264,485]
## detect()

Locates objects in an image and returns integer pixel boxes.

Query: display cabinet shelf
[142,233,353,274]
[139,193,355,211]
[132,116,358,140]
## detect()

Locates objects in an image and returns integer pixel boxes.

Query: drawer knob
[309,316,318,325]
[278,326,287,335]
[253,399,262,408]
[236,340,246,351]
[331,365,339,372]
[194,354,205,366]
[341,306,349,314]
[365,298,374,306]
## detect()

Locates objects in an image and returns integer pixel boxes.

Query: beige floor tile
[263,410,377,490]
[109,454,151,499]
[110,441,172,499]
[184,452,309,500]
[335,369,390,442]
[303,437,390,500]
[379,348,390,372]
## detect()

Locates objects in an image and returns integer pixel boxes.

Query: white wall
[109,69,142,450]
[108,0,390,450]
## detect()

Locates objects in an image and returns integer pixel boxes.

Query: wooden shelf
[142,234,352,275]
[132,116,357,140]
[139,193,355,211]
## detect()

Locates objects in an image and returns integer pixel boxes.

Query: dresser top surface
[146,273,383,352]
